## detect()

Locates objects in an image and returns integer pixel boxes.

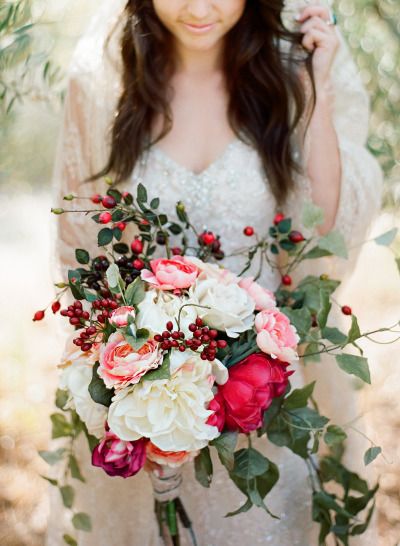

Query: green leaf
[69,455,85,483]
[88,362,114,407]
[144,352,170,381]
[150,197,160,209]
[324,425,348,446]
[55,388,69,410]
[83,289,98,303]
[284,382,315,410]
[231,448,269,480]
[395,257,400,275]
[210,432,238,472]
[98,228,113,247]
[225,498,253,518]
[113,227,123,241]
[72,512,92,532]
[60,485,75,509]
[347,315,361,344]
[364,446,382,466]
[321,327,347,345]
[302,201,324,230]
[303,246,333,260]
[113,243,130,255]
[38,448,67,465]
[317,290,331,329]
[125,277,146,306]
[223,330,257,368]
[137,183,148,203]
[277,218,292,234]
[168,223,183,235]
[288,407,329,431]
[335,354,371,384]
[50,413,74,439]
[106,263,121,289]
[111,209,124,222]
[107,189,122,203]
[41,475,58,486]
[75,249,90,265]
[194,446,213,488]
[280,307,312,337]
[303,342,321,364]
[374,228,398,246]
[318,231,348,259]
[63,534,78,546]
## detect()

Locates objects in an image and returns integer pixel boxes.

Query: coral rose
[216,352,293,433]
[92,430,147,478]
[238,277,276,311]
[141,256,199,290]
[255,308,299,364]
[146,443,198,468]
[98,332,162,389]
[109,306,136,328]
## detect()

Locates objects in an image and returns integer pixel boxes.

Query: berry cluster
[198,231,224,260]
[60,300,90,326]
[73,325,97,352]
[92,298,119,323]
[154,318,227,361]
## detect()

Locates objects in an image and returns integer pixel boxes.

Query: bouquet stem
[155,498,197,546]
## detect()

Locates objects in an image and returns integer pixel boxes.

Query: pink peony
[216,353,292,433]
[255,308,299,364]
[238,277,276,311]
[98,332,162,388]
[92,430,147,478]
[109,306,136,328]
[141,256,199,290]
[146,443,198,468]
[206,391,226,432]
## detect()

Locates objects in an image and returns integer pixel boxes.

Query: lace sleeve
[284,28,383,278]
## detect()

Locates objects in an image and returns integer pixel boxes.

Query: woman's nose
[186,0,212,20]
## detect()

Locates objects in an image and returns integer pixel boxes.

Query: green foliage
[88,362,114,407]
[194,446,213,488]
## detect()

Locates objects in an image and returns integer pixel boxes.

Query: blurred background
[0,0,399,544]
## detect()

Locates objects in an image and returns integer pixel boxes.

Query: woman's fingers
[300,15,333,35]
[296,4,333,24]
[301,28,330,52]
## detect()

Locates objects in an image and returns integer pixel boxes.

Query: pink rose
[92,430,147,478]
[141,256,199,290]
[238,277,276,311]
[255,309,299,364]
[109,306,136,328]
[98,332,162,388]
[216,353,292,433]
[146,443,198,468]
[206,391,226,432]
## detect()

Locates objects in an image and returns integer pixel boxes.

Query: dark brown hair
[91,0,316,205]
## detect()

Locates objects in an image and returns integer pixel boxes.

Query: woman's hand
[296,4,340,91]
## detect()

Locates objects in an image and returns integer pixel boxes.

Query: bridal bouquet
[36,181,398,545]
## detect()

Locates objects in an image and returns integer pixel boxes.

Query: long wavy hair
[91,0,316,205]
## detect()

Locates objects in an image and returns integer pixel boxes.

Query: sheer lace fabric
[47,3,383,545]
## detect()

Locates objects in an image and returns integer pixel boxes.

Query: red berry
[81,343,92,352]
[341,305,352,316]
[194,329,202,339]
[166,321,174,331]
[209,329,218,339]
[131,238,144,254]
[162,331,171,339]
[178,345,186,352]
[195,318,203,327]
[243,226,254,237]
[171,340,179,348]
[172,332,180,340]
[33,310,45,321]
[154,334,163,342]
[74,338,83,346]
[161,341,170,350]
[201,335,210,344]
[217,340,227,349]
[99,212,112,224]
[200,353,208,360]
[133,258,145,270]
[273,212,285,225]
[102,195,117,209]
[51,301,61,314]
[116,222,127,231]
[201,231,216,245]
[289,231,305,244]
[171,247,183,256]
[282,274,292,286]
[189,324,197,332]
[91,194,102,204]
[87,326,97,335]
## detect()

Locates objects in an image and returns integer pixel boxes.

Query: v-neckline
[150,137,241,177]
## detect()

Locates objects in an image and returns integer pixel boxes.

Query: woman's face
[152,0,246,53]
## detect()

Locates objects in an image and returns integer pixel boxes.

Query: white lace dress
[46,3,383,545]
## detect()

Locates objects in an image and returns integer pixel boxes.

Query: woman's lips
[182,22,216,34]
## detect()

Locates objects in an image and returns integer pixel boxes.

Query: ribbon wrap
[150,465,183,502]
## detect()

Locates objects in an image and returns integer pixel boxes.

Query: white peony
[185,256,239,285]
[108,349,228,451]
[58,334,107,439]
[189,278,255,338]
[135,289,198,336]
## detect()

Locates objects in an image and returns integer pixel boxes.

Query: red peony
[206,391,226,432]
[216,353,293,433]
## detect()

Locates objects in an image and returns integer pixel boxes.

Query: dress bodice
[132,137,281,290]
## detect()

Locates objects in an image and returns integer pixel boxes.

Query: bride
[48,0,383,544]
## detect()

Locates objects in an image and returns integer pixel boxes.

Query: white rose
[108,350,227,451]
[57,334,106,438]
[189,278,255,338]
[136,289,198,336]
[59,361,107,439]
[185,257,239,285]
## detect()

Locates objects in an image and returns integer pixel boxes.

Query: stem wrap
[150,465,182,503]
